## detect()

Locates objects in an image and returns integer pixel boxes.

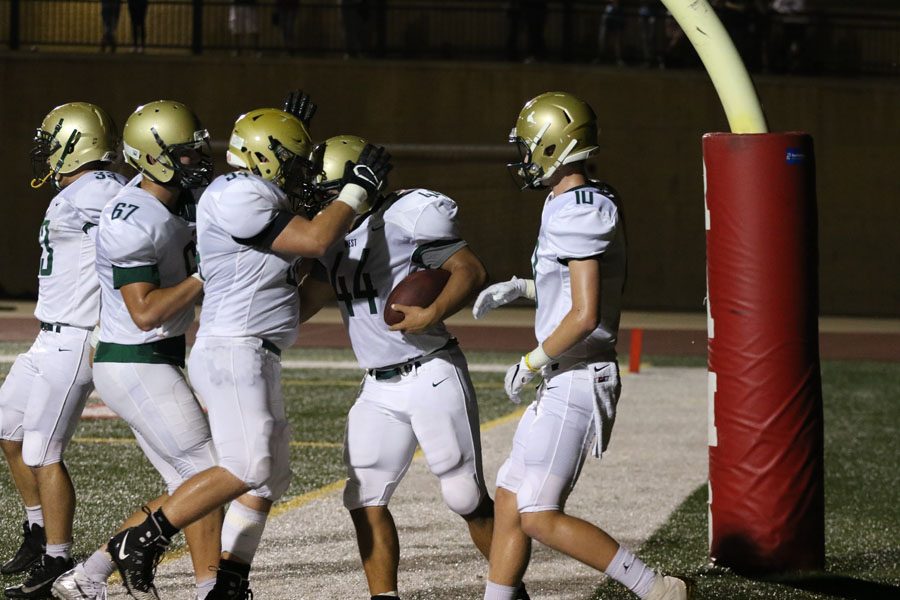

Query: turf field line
[71,436,342,449]
[0,355,510,373]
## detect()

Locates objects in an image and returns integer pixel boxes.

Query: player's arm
[119,277,203,332]
[389,246,488,334]
[298,262,335,324]
[269,202,357,258]
[271,143,392,257]
[539,258,601,357]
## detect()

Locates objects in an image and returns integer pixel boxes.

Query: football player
[473,91,691,600]
[297,135,529,600]
[104,109,391,600]
[0,103,124,599]
[52,100,223,600]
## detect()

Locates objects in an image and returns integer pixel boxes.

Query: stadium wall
[0,53,897,316]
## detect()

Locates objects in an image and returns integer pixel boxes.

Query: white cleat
[645,574,693,600]
[51,567,108,600]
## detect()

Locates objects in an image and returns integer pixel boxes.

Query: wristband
[522,278,536,301]
[191,272,204,283]
[333,182,369,215]
[89,325,101,350]
[524,343,553,372]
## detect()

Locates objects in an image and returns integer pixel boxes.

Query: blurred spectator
[275,0,300,55]
[770,0,807,73]
[506,0,547,62]
[127,0,148,53]
[100,0,121,53]
[638,1,664,68]
[598,0,625,66]
[229,0,260,56]
[340,0,387,59]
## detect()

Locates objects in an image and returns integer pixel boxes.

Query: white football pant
[343,346,487,516]
[188,337,292,501]
[93,361,217,493]
[496,361,621,512]
[0,328,93,467]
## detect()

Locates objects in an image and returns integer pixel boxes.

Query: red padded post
[704,132,825,573]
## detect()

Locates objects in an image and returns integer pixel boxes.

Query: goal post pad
[704,132,825,573]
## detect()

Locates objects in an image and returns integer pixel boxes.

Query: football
[384,269,451,326]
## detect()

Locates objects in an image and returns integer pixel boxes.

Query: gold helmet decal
[122,100,212,188]
[31,102,118,190]
[508,91,599,189]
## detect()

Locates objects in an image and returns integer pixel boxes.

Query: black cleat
[106,510,170,600]
[1,522,45,576]
[4,554,74,599]
[515,582,531,600]
[204,559,252,600]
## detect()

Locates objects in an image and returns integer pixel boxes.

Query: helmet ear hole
[543,144,556,157]
[255,151,268,163]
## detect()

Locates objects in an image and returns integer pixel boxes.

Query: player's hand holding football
[504,356,538,403]
[472,276,536,319]
[388,303,439,334]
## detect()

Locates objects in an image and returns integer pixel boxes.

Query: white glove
[504,357,538,403]
[472,276,536,319]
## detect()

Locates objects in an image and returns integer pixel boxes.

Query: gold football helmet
[508,91,599,189]
[226,108,315,201]
[31,102,118,190]
[304,134,368,214]
[122,100,212,188]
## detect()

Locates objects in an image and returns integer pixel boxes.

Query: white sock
[83,550,116,583]
[45,542,72,560]
[484,581,518,600]
[221,502,268,563]
[372,592,399,598]
[195,577,216,599]
[605,546,658,599]
[25,505,44,528]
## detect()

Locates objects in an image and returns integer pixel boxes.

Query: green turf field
[590,360,900,600]
[1,345,898,599]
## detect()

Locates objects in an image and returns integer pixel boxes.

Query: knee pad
[22,433,62,468]
[342,474,399,511]
[440,472,485,516]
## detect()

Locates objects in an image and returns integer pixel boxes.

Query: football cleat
[204,560,252,600]
[107,512,170,600]
[644,575,693,600]
[1,521,46,575]
[515,582,531,600]
[51,566,108,600]
[4,554,74,599]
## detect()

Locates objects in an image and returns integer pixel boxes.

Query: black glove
[342,144,393,198]
[282,90,317,128]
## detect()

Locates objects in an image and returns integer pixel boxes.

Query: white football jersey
[96,179,197,345]
[318,189,465,369]
[195,172,300,350]
[533,183,626,362]
[34,171,126,328]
